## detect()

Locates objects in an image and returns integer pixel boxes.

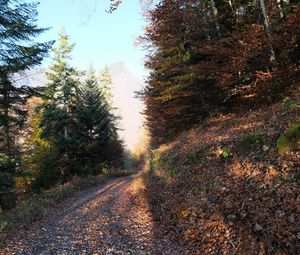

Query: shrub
[0,172,14,191]
[99,162,111,175]
[15,175,34,193]
[30,148,60,191]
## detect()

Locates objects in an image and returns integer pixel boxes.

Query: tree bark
[259,0,276,64]
[210,0,221,37]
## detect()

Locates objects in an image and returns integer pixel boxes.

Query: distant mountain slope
[14,68,47,88]
[108,61,145,151]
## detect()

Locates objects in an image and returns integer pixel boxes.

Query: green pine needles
[0,0,52,191]
[33,32,123,187]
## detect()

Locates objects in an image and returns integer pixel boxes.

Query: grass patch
[276,122,300,154]
[150,149,181,177]
[151,150,161,171]
[236,131,264,156]
[241,131,263,144]
[160,153,182,177]
[186,145,209,164]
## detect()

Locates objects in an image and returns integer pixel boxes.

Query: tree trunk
[2,86,11,156]
[277,0,284,18]
[259,0,276,64]
[63,95,68,139]
[210,0,221,37]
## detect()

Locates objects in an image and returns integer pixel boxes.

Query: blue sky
[37,0,147,78]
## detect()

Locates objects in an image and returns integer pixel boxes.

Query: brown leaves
[144,95,300,254]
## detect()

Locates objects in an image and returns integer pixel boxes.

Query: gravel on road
[0,176,184,255]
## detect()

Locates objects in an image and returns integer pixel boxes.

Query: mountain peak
[108,61,129,77]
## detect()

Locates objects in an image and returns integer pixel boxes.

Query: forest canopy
[139,0,300,145]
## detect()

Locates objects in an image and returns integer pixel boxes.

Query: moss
[276,122,300,154]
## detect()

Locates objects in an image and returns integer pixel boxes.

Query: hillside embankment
[141,91,300,254]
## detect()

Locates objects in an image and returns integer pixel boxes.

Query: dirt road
[1,176,184,255]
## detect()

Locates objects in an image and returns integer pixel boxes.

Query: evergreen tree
[41,31,80,146]
[98,65,113,108]
[73,68,122,174]
[0,0,52,177]
[40,31,80,177]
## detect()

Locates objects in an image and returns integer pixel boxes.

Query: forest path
[1,175,183,255]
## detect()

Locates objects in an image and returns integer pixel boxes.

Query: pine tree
[0,0,52,177]
[73,68,122,174]
[41,31,80,149]
[98,65,113,108]
[40,31,80,177]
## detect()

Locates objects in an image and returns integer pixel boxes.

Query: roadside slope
[144,94,300,254]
